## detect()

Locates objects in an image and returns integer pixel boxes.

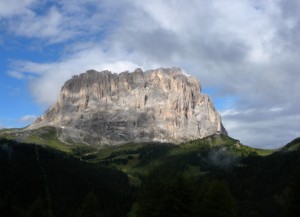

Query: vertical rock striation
[29,67,227,145]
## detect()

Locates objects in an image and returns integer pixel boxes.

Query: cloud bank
[1,0,300,148]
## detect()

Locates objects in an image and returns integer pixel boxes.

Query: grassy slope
[0,126,98,154]
[282,137,300,151]
[80,134,276,185]
[0,127,278,185]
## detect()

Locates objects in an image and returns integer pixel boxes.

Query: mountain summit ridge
[29,67,227,145]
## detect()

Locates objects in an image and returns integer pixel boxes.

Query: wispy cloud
[0,0,36,17]
[269,107,284,112]
[10,45,140,105]
[2,0,125,43]
[10,6,74,43]
[221,104,300,148]
[18,115,37,124]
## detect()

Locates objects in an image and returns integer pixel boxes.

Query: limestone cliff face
[29,67,227,145]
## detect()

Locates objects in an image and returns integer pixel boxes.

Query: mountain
[1,66,299,217]
[27,67,226,146]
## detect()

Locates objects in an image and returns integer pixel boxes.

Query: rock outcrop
[28,67,227,145]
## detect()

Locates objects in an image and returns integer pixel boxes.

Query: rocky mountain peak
[29,67,227,146]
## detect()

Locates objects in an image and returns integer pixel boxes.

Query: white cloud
[2,0,126,43]
[8,71,25,79]
[19,115,37,124]
[9,6,75,43]
[4,0,300,148]
[0,0,36,17]
[220,109,241,117]
[269,107,284,112]
[13,45,140,105]
[222,110,300,149]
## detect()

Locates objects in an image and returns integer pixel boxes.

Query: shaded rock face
[29,67,227,145]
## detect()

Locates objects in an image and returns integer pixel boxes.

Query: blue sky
[1,0,300,148]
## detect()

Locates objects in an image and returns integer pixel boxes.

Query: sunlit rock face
[29,67,227,145]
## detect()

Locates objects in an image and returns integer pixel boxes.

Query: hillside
[282,137,300,151]
[0,135,299,217]
[0,138,135,217]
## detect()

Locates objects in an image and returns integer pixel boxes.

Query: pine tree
[199,179,237,217]
[79,192,103,217]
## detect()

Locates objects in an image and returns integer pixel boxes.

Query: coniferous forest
[0,136,300,217]
[0,139,135,217]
